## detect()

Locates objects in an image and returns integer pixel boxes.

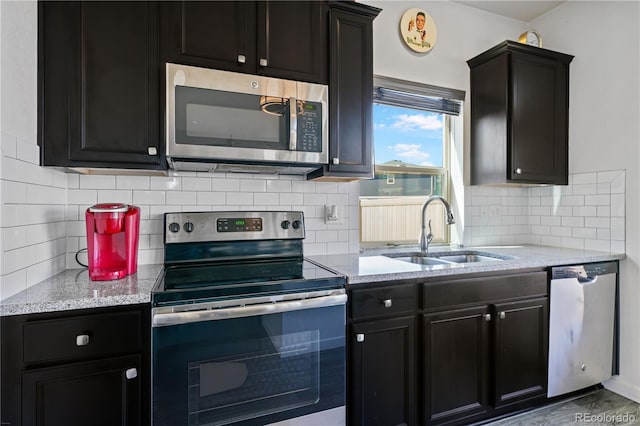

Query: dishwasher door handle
[578,276,598,285]
[153,294,347,327]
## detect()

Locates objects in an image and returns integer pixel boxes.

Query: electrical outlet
[325,205,343,224]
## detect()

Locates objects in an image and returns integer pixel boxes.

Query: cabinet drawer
[423,271,547,311]
[23,310,142,364]
[351,284,417,319]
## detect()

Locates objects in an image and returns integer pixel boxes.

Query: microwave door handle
[289,97,297,151]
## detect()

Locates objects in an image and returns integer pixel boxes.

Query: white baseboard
[604,376,640,403]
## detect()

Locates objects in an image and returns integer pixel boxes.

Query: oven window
[188,329,320,425]
[152,304,345,426]
[175,86,289,150]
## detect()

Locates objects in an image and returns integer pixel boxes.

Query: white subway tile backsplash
[611,194,625,217]
[196,192,226,205]
[560,195,584,206]
[466,170,625,252]
[611,218,625,240]
[68,189,98,205]
[266,179,292,193]
[585,217,609,229]
[97,190,133,204]
[585,194,610,206]
[279,192,303,205]
[27,185,66,204]
[573,206,597,217]
[226,192,253,205]
[166,191,197,205]
[150,177,181,191]
[116,176,151,190]
[562,216,584,228]
[211,178,240,192]
[80,175,115,189]
[240,179,265,192]
[133,190,166,205]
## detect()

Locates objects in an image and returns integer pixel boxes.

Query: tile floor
[485,389,640,425]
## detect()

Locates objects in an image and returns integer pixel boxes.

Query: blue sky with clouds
[373,104,443,167]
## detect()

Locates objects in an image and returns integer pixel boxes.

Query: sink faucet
[419,195,455,253]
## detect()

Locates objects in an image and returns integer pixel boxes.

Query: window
[359,76,464,247]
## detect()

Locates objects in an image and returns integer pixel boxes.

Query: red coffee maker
[85,203,140,281]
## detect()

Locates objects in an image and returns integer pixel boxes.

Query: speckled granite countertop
[1,245,625,316]
[308,245,626,285]
[0,265,163,317]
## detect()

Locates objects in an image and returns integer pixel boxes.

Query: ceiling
[452,1,566,22]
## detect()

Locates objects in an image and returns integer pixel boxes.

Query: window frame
[359,76,463,247]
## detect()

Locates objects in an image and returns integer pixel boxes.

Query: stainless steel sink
[434,254,505,263]
[390,256,452,266]
[384,250,514,266]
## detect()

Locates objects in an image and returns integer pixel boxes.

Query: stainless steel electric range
[151,211,346,426]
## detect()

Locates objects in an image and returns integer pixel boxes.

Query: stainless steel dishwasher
[547,262,618,398]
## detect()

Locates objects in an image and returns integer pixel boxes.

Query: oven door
[152,291,346,426]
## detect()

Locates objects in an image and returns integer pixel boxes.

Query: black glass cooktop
[151,258,345,307]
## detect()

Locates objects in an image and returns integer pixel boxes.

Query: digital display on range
[217,217,263,232]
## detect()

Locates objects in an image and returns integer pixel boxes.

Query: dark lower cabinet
[39,1,162,170]
[0,304,150,426]
[351,316,417,426]
[423,306,490,425]
[22,355,141,426]
[493,298,549,409]
[349,270,550,426]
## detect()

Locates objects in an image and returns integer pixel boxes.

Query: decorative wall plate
[400,8,437,53]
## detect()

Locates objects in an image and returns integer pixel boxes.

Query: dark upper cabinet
[160,1,328,84]
[38,1,163,170]
[468,41,573,185]
[307,2,380,181]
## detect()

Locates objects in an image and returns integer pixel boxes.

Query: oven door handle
[152,294,347,327]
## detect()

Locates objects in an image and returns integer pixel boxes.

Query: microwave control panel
[297,101,322,152]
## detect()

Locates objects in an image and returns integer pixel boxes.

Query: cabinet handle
[484,314,491,322]
[356,333,365,342]
[382,299,392,308]
[514,168,523,175]
[499,311,506,320]
[332,158,340,165]
[125,368,138,380]
[147,147,157,156]
[237,54,246,64]
[259,58,268,67]
[76,334,90,346]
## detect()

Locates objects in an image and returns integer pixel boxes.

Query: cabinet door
[351,316,417,426]
[256,1,327,84]
[39,1,162,169]
[160,1,257,72]
[22,354,141,426]
[510,52,569,184]
[325,6,374,177]
[492,297,549,408]
[423,306,490,425]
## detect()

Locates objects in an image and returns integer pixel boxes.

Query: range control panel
[164,211,304,244]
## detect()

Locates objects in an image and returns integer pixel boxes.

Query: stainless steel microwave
[166,63,328,174]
